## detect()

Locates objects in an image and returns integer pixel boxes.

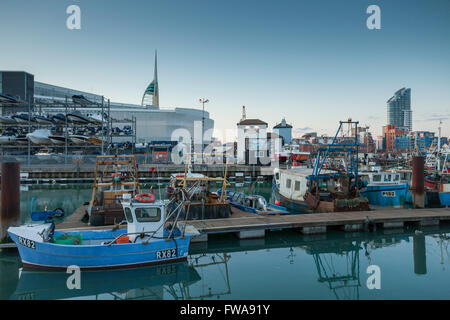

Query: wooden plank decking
[187,207,450,234]
[2,207,449,250]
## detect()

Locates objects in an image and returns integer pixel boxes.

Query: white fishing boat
[273,167,313,212]
[26,129,52,145]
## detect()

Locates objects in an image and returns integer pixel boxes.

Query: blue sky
[1,0,449,138]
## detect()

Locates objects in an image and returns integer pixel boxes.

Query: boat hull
[27,136,52,145]
[360,183,409,208]
[8,229,190,270]
[0,136,16,145]
[272,183,309,213]
[439,192,450,206]
[67,115,90,124]
[70,135,89,145]
[49,136,67,145]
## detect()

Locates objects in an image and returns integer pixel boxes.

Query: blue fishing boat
[216,189,290,215]
[359,171,409,207]
[8,194,199,270]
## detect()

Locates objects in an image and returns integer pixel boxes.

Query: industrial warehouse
[0,53,214,163]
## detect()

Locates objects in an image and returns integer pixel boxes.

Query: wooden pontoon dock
[1,207,449,250]
[55,206,450,240]
[187,207,450,241]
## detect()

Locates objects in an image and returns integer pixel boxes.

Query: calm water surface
[1,182,449,300]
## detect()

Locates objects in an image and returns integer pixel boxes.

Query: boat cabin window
[394,174,400,181]
[384,174,391,182]
[372,175,382,182]
[135,207,161,223]
[286,179,292,189]
[124,207,133,223]
[294,181,301,191]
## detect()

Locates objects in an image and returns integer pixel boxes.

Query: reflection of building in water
[304,241,362,300]
[187,253,231,299]
[362,237,403,265]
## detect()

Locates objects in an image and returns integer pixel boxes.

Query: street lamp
[199,98,209,163]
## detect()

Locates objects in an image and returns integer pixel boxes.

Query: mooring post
[1,162,21,240]
[411,156,425,208]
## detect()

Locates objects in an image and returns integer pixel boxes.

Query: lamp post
[199,98,209,163]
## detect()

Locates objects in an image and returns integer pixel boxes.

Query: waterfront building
[387,88,412,132]
[0,54,214,144]
[385,125,409,151]
[394,135,411,152]
[0,71,34,114]
[411,131,435,151]
[273,118,292,145]
[432,136,448,146]
[237,106,269,165]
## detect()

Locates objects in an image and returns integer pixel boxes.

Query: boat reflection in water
[8,228,450,300]
[10,261,200,300]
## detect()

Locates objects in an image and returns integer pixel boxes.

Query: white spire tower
[141,50,159,107]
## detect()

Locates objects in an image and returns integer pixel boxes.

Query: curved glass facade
[387,88,412,131]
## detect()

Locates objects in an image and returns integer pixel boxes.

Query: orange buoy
[135,193,155,203]
[116,236,130,244]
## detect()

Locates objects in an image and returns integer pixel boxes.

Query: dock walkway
[2,207,449,250]
[187,207,450,241]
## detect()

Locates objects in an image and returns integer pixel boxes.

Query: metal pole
[27,101,31,165]
[202,101,204,164]
[101,96,104,155]
[65,97,68,165]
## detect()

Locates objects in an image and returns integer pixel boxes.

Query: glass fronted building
[387,88,412,132]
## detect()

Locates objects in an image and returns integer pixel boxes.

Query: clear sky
[1,0,449,139]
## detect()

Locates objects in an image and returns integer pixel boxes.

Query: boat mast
[438,120,442,173]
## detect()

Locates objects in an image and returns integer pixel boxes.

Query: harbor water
[1,182,449,300]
